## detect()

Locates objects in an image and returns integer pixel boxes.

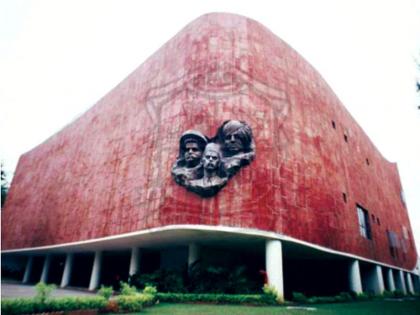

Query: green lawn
[140,299,420,315]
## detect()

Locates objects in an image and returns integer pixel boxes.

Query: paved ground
[1,282,96,299]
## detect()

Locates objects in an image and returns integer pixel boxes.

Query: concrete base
[348,260,363,293]
[395,270,407,294]
[88,251,102,291]
[60,253,74,288]
[365,265,384,295]
[129,247,141,276]
[40,255,51,283]
[406,273,414,294]
[22,256,33,284]
[385,268,395,292]
[188,243,200,268]
[265,240,284,302]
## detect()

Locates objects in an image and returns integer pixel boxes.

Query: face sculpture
[184,141,202,167]
[222,120,250,154]
[202,148,220,172]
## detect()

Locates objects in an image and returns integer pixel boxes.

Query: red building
[2,13,418,298]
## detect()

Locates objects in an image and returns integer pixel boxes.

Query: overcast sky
[1,0,419,260]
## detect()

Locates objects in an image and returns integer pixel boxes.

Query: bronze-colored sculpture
[187,143,228,197]
[216,120,255,177]
[171,120,255,197]
[172,130,208,186]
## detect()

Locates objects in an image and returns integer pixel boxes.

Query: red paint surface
[2,13,417,269]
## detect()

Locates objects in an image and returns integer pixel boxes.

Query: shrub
[1,296,107,315]
[1,298,37,315]
[114,295,144,313]
[114,294,155,312]
[34,282,56,303]
[143,285,158,296]
[292,292,308,303]
[337,292,353,302]
[98,285,113,300]
[120,281,138,296]
[262,284,282,304]
[393,290,405,298]
[355,292,371,301]
[156,293,278,305]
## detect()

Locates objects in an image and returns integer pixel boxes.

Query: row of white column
[348,259,416,295]
[20,241,417,297]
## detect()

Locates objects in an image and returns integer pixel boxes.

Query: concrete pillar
[348,260,363,294]
[188,243,200,267]
[88,251,102,291]
[413,275,420,293]
[22,256,34,284]
[265,240,284,302]
[395,270,407,294]
[365,265,384,295]
[40,255,51,283]
[60,253,74,288]
[129,247,141,276]
[385,268,395,292]
[405,273,414,294]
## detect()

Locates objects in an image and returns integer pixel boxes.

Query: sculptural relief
[171,120,255,197]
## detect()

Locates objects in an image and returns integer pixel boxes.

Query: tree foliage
[1,162,9,208]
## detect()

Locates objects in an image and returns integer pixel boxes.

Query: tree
[1,162,9,208]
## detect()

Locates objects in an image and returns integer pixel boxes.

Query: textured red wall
[2,13,417,269]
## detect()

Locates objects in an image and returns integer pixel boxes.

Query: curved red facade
[2,13,417,269]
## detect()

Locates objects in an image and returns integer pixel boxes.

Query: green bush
[129,269,186,293]
[262,284,282,304]
[355,292,371,301]
[114,293,156,312]
[34,282,56,303]
[114,295,144,313]
[1,298,37,315]
[393,290,405,298]
[156,293,277,305]
[98,285,113,300]
[1,296,107,315]
[143,285,158,296]
[120,281,138,296]
[129,265,262,294]
[292,292,308,303]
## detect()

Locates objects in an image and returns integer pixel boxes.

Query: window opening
[357,205,371,239]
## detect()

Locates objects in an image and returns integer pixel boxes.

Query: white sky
[1,0,419,261]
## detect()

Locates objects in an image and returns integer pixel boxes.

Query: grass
[139,299,420,315]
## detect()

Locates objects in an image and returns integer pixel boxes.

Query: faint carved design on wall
[171,120,255,197]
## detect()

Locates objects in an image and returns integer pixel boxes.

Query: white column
[406,273,414,294]
[22,256,34,284]
[386,268,395,292]
[60,253,74,288]
[414,275,420,293]
[365,265,384,295]
[40,255,51,283]
[412,274,420,293]
[129,248,141,276]
[265,240,284,302]
[89,251,102,291]
[348,260,363,293]
[395,270,407,294]
[188,243,200,267]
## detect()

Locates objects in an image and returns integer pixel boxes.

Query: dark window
[387,230,400,258]
[357,205,371,239]
[344,134,348,142]
[332,120,336,129]
[366,158,370,165]
[342,192,347,203]
[376,217,380,225]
